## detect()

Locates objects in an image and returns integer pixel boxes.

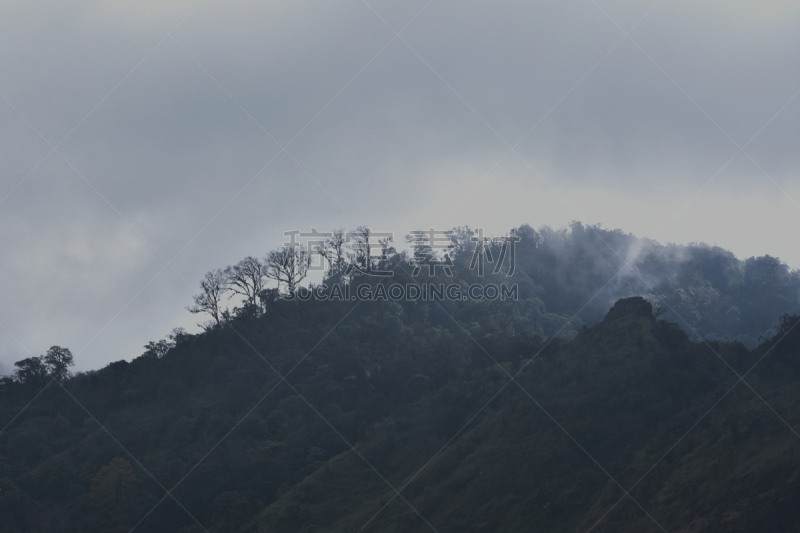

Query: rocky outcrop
[604,296,654,322]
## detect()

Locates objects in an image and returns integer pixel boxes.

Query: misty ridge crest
[186,221,800,347]
[1,222,800,533]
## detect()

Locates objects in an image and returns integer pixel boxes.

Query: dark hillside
[255,299,800,533]
[2,224,800,532]
[2,294,800,532]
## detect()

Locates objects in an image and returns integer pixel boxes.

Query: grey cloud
[1,0,798,371]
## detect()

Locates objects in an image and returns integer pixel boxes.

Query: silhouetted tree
[265,246,311,296]
[43,346,74,381]
[345,226,394,277]
[188,269,228,329]
[141,339,175,359]
[225,257,265,308]
[169,327,189,345]
[322,229,347,278]
[346,226,372,275]
[13,356,49,386]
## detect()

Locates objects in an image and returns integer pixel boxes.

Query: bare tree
[224,257,265,308]
[377,235,396,265]
[265,246,311,296]
[346,226,371,275]
[188,269,228,328]
[322,229,347,277]
[346,226,393,277]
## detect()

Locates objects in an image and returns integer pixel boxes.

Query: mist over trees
[4,221,798,392]
[184,222,800,346]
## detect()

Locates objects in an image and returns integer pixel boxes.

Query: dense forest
[2,223,800,532]
[181,222,799,347]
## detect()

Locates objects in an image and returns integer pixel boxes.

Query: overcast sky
[1,0,798,372]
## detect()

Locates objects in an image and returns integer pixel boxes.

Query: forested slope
[2,223,800,532]
[2,294,800,532]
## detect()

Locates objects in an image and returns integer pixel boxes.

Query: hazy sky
[1,0,798,372]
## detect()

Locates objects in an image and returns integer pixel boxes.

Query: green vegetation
[2,223,799,532]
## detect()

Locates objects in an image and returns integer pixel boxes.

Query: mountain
[2,223,800,532]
